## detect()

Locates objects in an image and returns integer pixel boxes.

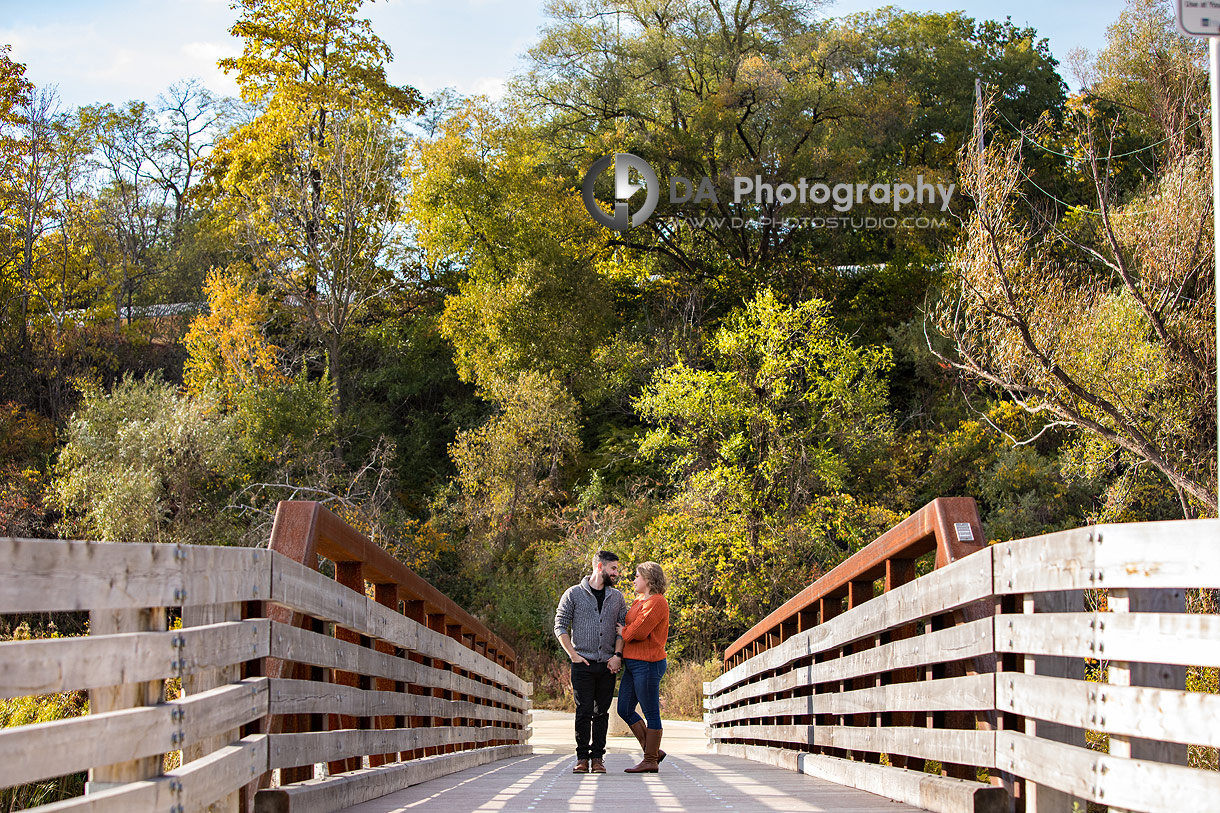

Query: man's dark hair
[592,550,619,568]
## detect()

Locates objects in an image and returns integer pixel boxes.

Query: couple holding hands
[553,551,670,774]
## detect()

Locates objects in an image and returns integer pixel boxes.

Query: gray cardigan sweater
[553,575,627,662]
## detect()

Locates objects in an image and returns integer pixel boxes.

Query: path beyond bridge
[340,711,924,812]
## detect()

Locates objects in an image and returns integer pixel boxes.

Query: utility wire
[994,108,1206,161]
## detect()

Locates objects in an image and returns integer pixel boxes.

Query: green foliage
[410,99,616,398]
[637,289,894,517]
[919,401,1100,541]
[839,8,1066,168]
[51,374,240,544]
[625,291,898,656]
[234,367,337,474]
[447,371,582,554]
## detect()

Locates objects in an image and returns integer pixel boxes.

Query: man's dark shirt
[591,584,606,613]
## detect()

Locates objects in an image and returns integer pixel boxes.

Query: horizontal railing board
[269,622,527,711]
[253,743,531,812]
[707,550,993,697]
[0,539,269,613]
[705,674,994,724]
[994,520,1220,594]
[270,553,376,636]
[26,778,161,812]
[25,735,267,813]
[995,730,1220,813]
[269,554,526,695]
[0,678,267,788]
[268,678,528,726]
[705,618,993,710]
[267,726,511,770]
[997,671,1220,749]
[175,734,269,813]
[998,612,1220,667]
[711,723,993,767]
[0,619,270,698]
[709,742,1009,813]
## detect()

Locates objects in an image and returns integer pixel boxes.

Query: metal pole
[975,78,983,154]
[1211,36,1220,514]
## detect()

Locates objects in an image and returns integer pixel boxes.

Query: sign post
[1177,1,1220,511]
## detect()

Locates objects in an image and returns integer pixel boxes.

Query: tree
[933,96,1215,517]
[636,288,893,543]
[838,9,1066,170]
[210,0,424,411]
[447,371,582,553]
[183,264,284,404]
[408,98,616,399]
[3,86,63,352]
[517,1,1066,305]
[1074,0,1207,161]
[52,374,239,544]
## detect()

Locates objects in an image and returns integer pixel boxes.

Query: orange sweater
[621,593,669,661]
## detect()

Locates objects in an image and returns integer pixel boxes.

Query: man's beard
[603,573,618,587]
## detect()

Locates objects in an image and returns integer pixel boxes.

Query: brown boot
[573,759,589,773]
[624,728,662,773]
[627,720,666,763]
[590,758,606,773]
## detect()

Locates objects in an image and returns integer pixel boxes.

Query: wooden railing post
[370,582,400,767]
[884,557,918,769]
[183,598,244,813]
[329,561,366,775]
[1020,589,1086,812]
[1106,585,1188,813]
[86,606,167,794]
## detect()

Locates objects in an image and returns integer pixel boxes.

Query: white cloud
[464,76,507,100]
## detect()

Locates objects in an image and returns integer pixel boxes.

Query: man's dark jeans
[571,660,617,760]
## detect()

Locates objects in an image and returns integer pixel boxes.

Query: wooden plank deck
[339,712,926,812]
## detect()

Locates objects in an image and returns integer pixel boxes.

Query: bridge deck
[340,713,926,812]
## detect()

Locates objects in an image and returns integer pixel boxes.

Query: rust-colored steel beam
[267,500,516,667]
[724,497,985,669]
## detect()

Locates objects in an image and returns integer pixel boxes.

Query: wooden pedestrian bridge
[1,498,1217,812]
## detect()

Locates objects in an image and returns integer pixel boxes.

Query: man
[553,550,627,774]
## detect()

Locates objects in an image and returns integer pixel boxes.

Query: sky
[0,0,1127,110]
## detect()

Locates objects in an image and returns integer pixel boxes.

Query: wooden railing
[0,501,531,813]
[705,501,1220,813]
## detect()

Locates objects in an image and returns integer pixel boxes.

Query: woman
[616,561,669,773]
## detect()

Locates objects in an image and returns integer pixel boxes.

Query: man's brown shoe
[573,759,589,773]
[590,759,607,773]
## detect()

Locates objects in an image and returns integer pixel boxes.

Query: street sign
[1178,0,1220,36]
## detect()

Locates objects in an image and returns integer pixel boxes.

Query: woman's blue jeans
[617,657,667,730]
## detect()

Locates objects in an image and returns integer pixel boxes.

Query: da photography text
[581,152,955,232]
